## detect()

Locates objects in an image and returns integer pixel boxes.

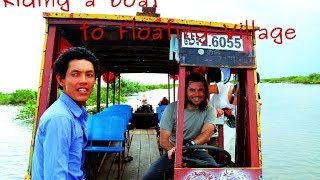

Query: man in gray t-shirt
[143,73,218,180]
[160,101,217,146]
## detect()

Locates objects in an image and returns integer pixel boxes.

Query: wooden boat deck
[85,128,161,180]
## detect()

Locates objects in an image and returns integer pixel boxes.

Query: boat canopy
[43,12,258,75]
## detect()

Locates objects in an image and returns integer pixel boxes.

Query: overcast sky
[0,0,319,92]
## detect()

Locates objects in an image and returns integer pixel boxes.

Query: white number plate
[181,33,244,51]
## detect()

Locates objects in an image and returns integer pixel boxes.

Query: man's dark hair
[53,47,99,79]
[207,68,221,83]
[185,73,209,111]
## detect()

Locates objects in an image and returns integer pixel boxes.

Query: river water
[0,106,32,179]
[1,83,320,179]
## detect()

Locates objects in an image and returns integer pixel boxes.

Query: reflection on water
[0,83,320,179]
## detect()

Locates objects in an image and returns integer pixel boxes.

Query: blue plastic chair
[85,113,125,179]
[156,105,167,155]
[104,105,133,146]
[157,105,167,123]
[105,104,132,123]
[220,68,231,83]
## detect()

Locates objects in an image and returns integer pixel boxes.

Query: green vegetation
[261,73,320,84]
[0,79,176,124]
[85,79,173,114]
[0,89,37,123]
[86,79,171,106]
[0,89,37,105]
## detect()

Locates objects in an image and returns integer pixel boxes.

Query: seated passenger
[136,98,153,113]
[158,97,169,106]
[207,68,238,162]
[209,82,237,128]
[207,68,237,127]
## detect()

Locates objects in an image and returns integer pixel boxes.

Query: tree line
[0,79,174,123]
[261,73,320,84]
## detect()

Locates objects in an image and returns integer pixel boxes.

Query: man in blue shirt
[32,47,99,179]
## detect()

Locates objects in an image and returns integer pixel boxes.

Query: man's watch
[190,140,196,146]
[183,140,196,146]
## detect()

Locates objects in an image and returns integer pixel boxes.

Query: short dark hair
[53,47,99,79]
[207,68,221,83]
[185,73,209,111]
